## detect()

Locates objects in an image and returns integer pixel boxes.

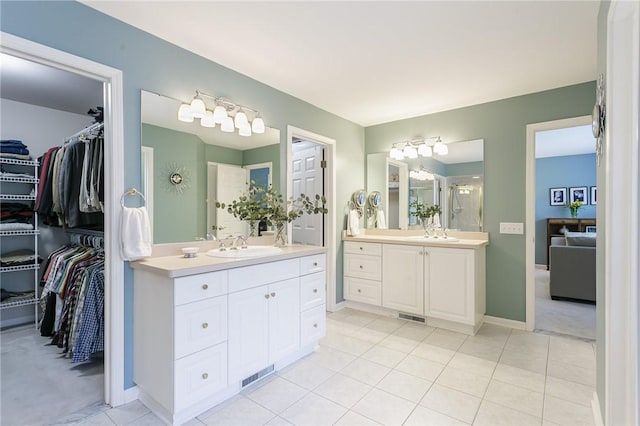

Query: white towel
[348,209,360,236]
[432,212,442,228]
[120,206,152,261]
[376,209,387,229]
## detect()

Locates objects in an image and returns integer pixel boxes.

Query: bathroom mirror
[367,138,484,231]
[141,90,280,243]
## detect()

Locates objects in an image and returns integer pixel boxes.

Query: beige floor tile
[342,358,391,386]
[403,405,470,426]
[326,318,365,337]
[458,339,504,362]
[392,322,435,341]
[505,331,549,357]
[473,400,541,426]
[313,374,372,408]
[435,366,491,398]
[378,334,421,353]
[363,317,406,334]
[263,416,293,426]
[419,384,481,424]
[411,342,457,364]
[491,363,546,393]
[375,369,433,402]
[499,347,548,375]
[199,396,276,426]
[125,412,165,425]
[424,330,467,351]
[543,394,595,426]
[280,393,347,426]
[352,388,416,425]
[76,412,116,426]
[352,327,391,344]
[334,410,382,425]
[306,346,357,372]
[320,332,375,356]
[484,379,544,418]
[395,354,446,382]
[361,345,408,368]
[278,359,335,390]
[244,376,308,414]
[182,418,206,426]
[544,376,595,407]
[105,400,150,425]
[547,359,595,387]
[448,352,497,378]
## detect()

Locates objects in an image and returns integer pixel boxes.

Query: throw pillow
[565,231,597,247]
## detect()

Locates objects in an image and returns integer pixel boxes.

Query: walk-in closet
[0,53,107,425]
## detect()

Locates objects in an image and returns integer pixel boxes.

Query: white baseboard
[591,391,604,426]
[483,315,526,330]
[123,386,139,405]
[327,301,346,313]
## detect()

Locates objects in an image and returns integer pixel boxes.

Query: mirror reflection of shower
[447,176,483,231]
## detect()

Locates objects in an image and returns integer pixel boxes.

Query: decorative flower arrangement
[566,201,584,218]
[410,199,441,222]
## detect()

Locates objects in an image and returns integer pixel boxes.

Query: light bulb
[251,116,265,134]
[390,147,401,159]
[404,145,418,159]
[189,95,206,118]
[200,110,216,127]
[221,116,235,132]
[239,123,252,137]
[418,143,433,157]
[439,143,449,155]
[177,103,194,122]
[213,105,227,124]
[234,110,249,129]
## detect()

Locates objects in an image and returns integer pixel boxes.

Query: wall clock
[165,162,191,194]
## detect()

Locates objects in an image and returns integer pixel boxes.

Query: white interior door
[215,163,247,238]
[291,143,324,245]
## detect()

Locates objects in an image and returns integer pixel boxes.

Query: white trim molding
[483,315,526,331]
[286,126,337,312]
[0,32,126,407]
[604,1,640,424]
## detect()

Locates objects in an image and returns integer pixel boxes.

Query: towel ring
[121,188,146,208]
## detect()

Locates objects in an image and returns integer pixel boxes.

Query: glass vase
[274,221,287,247]
[570,207,579,218]
[247,220,259,238]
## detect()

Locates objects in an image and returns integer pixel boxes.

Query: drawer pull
[313,289,318,293]
[313,323,318,328]
[202,284,209,290]
[265,294,270,299]
[202,322,208,329]
[270,292,276,297]
[313,262,318,267]
[202,373,208,380]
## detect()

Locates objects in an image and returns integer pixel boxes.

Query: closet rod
[65,228,104,237]
[65,122,104,143]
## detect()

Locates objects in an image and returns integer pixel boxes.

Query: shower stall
[447,176,483,231]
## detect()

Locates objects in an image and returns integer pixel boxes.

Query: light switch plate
[500,222,524,234]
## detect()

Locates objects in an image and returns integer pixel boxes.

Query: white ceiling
[82,0,599,127]
[535,124,595,158]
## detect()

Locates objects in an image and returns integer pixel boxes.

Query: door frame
[1,32,126,406]
[524,115,591,332]
[286,126,337,311]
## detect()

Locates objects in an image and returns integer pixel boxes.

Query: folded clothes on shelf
[0,249,42,267]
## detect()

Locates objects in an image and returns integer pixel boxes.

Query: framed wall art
[550,187,567,206]
[569,186,587,204]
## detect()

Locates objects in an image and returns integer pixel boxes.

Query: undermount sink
[206,245,283,258]
[405,235,459,242]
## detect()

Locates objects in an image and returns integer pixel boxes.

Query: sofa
[549,232,596,303]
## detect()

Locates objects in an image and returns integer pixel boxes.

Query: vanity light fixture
[409,168,435,181]
[390,136,447,160]
[177,90,266,136]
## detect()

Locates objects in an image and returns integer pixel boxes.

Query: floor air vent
[241,365,275,388]
[398,313,426,323]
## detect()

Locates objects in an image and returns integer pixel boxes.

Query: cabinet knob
[359,247,363,250]
[313,262,318,267]
[313,323,318,328]
[270,292,276,297]
[359,265,363,269]
[357,289,362,293]
[202,373,208,380]
[313,288,318,293]
[202,284,209,290]
[202,323,208,329]
[265,294,270,299]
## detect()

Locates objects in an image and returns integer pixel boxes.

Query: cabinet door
[425,247,474,324]
[228,286,269,383]
[382,244,424,315]
[268,278,301,361]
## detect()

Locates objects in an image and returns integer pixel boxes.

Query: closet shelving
[0,157,40,323]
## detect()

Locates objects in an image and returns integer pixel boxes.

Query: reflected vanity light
[390,136,447,160]
[177,90,265,136]
[409,168,435,181]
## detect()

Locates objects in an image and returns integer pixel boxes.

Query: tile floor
[70,308,597,426]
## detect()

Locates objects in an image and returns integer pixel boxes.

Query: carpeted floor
[535,268,596,341]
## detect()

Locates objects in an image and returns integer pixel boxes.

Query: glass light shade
[433,140,448,155]
[213,105,227,124]
[438,143,449,155]
[238,123,252,137]
[404,145,418,159]
[251,116,265,134]
[418,143,433,157]
[390,147,401,159]
[189,96,206,118]
[220,116,235,132]
[200,110,216,127]
[234,110,249,129]
[177,103,194,122]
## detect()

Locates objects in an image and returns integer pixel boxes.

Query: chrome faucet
[205,233,217,241]
[231,235,248,250]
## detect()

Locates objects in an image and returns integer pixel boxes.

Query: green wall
[365,82,595,321]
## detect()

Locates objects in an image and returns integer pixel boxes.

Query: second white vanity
[131,244,326,425]
[343,230,488,335]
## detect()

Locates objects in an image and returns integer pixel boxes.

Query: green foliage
[410,200,441,220]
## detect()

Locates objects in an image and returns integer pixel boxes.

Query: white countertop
[343,232,488,249]
[131,244,326,278]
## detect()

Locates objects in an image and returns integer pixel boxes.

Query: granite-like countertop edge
[131,245,327,278]
[343,234,488,249]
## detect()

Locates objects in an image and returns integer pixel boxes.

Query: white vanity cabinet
[343,241,382,305]
[133,250,326,425]
[382,244,425,316]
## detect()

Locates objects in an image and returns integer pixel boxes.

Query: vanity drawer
[175,343,227,411]
[175,296,227,359]
[300,304,326,347]
[344,253,382,280]
[174,271,228,306]
[300,272,325,311]
[228,258,299,293]
[344,241,382,256]
[300,254,326,276]
[344,276,381,305]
